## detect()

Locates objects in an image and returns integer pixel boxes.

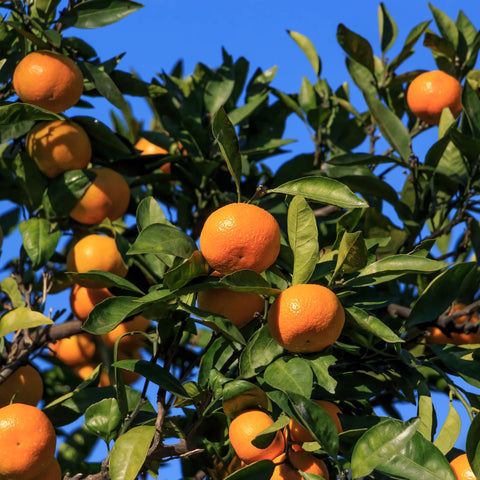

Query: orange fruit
[66,234,128,279]
[49,334,96,367]
[450,453,477,479]
[101,315,150,351]
[228,409,285,464]
[425,303,480,345]
[13,50,83,113]
[406,70,462,125]
[70,284,114,322]
[29,457,61,480]
[289,400,343,443]
[199,203,281,275]
[0,403,56,480]
[0,365,43,408]
[267,284,345,353]
[135,136,171,174]
[69,167,130,224]
[74,364,110,387]
[197,288,264,328]
[25,119,91,178]
[289,449,329,479]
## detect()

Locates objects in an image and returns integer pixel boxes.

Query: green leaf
[364,95,411,162]
[110,425,155,480]
[219,271,281,296]
[407,262,476,327]
[288,196,319,285]
[19,218,61,269]
[389,21,431,70]
[268,177,368,209]
[82,62,129,112]
[85,398,122,443]
[212,106,242,202]
[127,224,196,261]
[429,3,459,50]
[466,412,480,477]
[0,278,25,309]
[308,355,337,394]
[136,197,169,231]
[333,231,367,278]
[69,271,144,294]
[378,3,398,54]
[0,307,53,337]
[228,92,269,125]
[264,357,313,399]
[112,359,189,398]
[288,30,321,76]
[164,250,210,291]
[351,417,420,478]
[59,0,143,29]
[462,81,480,139]
[298,76,317,113]
[434,400,461,454]
[346,306,403,343]
[337,24,375,73]
[225,460,275,480]
[0,103,62,124]
[204,64,235,115]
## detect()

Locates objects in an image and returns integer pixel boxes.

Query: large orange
[66,234,128,279]
[70,284,114,322]
[425,303,480,345]
[0,365,43,408]
[267,284,345,353]
[135,137,171,174]
[197,288,264,328]
[29,457,61,480]
[199,203,281,275]
[69,167,130,224]
[228,409,285,464]
[289,400,343,443]
[13,50,83,113]
[406,70,462,125]
[0,403,56,480]
[25,119,91,178]
[49,334,96,367]
[450,453,477,479]
[101,315,150,351]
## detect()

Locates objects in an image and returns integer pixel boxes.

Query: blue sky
[4,0,480,478]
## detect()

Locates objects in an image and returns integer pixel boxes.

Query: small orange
[289,400,343,443]
[135,137,171,174]
[267,284,345,353]
[74,364,110,387]
[49,334,96,367]
[70,284,114,322]
[101,315,150,351]
[25,119,91,178]
[66,234,128,279]
[0,365,43,408]
[406,70,462,125]
[29,457,62,480]
[228,409,285,464]
[0,403,56,480]
[69,167,130,224]
[289,449,329,479]
[13,50,83,113]
[197,288,264,328]
[450,453,477,479]
[199,203,281,275]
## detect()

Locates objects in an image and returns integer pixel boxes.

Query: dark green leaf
[164,250,210,291]
[379,3,398,54]
[219,271,281,296]
[466,412,480,477]
[204,65,235,115]
[225,460,275,480]
[337,24,375,73]
[19,218,60,268]
[308,354,337,394]
[69,271,144,294]
[0,103,62,124]
[135,196,169,231]
[346,306,403,343]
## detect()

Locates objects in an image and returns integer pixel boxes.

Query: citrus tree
[1,1,480,479]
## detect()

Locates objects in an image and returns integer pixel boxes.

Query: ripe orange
[70,284,113,322]
[0,365,43,408]
[406,70,462,125]
[135,137,171,174]
[100,315,150,351]
[13,50,83,113]
[289,449,329,479]
[29,457,61,480]
[425,303,480,345]
[228,409,285,464]
[289,400,343,443]
[66,234,128,279]
[49,334,96,368]
[199,203,281,275]
[0,403,56,480]
[197,288,264,329]
[74,364,110,387]
[69,167,130,225]
[267,284,345,353]
[25,119,91,178]
[450,453,476,479]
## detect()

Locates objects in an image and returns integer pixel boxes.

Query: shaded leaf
[19,218,61,268]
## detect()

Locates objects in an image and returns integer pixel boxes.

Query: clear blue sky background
[3,1,480,478]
